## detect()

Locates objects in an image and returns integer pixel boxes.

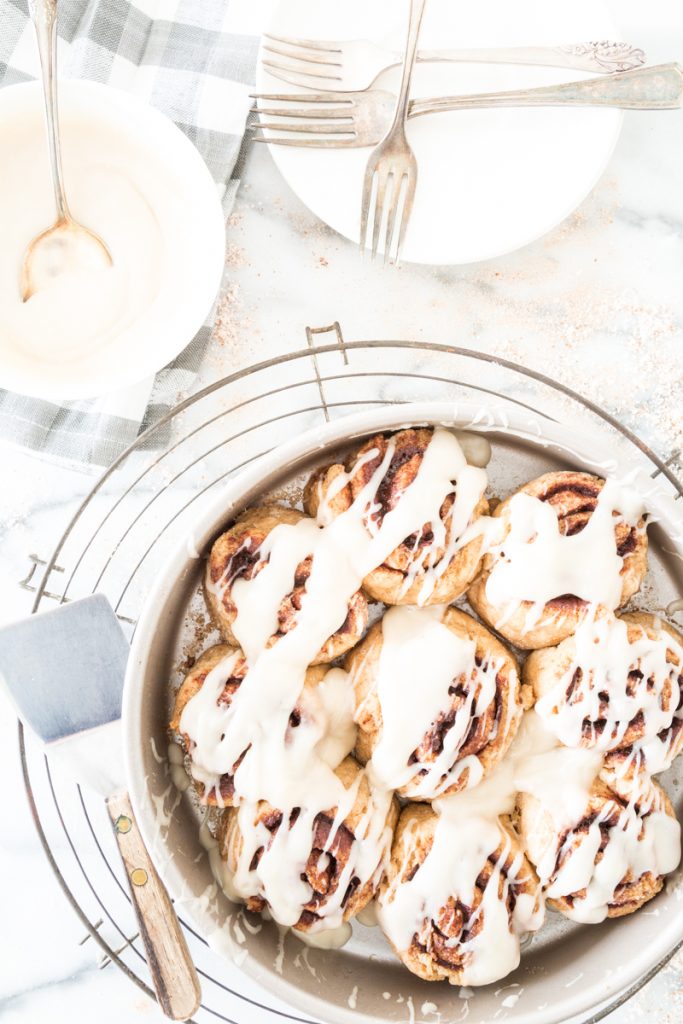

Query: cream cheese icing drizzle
[484,479,646,624]
[511,715,680,924]
[180,428,485,934]
[377,795,543,985]
[539,777,680,924]
[362,606,513,796]
[535,612,683,767]
[317,430,488,606]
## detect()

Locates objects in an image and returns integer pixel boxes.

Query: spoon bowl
[21,215,112,301]
[24,0,113,303]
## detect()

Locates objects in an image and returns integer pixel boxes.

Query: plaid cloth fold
[0,0,261,468]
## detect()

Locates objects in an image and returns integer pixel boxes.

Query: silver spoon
[22,0,112,302]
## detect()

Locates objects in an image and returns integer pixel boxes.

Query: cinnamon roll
[304,428,488,606]
[516,768,680,921]
[377,803,543,985]
[467,471,648,649]
[171,650,340,806]
[527,611,683,773]
[170,644,249,806]
[346,605,526,799]
[217,756,398,939]
[204,504,368,664]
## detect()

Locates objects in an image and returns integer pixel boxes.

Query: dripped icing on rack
[358,605,516,797]
[180,428,486,934]
[535,612,683,768]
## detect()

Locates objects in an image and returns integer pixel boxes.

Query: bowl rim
[123,400,683,1024]
[0,78,225,401]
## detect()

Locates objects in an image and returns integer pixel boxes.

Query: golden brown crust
[204,503,368,664]
[379,804,539,983]
[467,471,648,650]
[345,607,526,799]
[305,428,488,606]
[219,756,398,930]
[517,773,674,919]
[525,611,683,761]
[170,644,248,807]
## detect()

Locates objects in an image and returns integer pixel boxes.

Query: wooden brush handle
[107,790,201,1020]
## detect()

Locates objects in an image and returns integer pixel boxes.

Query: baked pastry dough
[468,471,648,649]
[346,606,527,799]
[527,611,683,773]
[516,768,679,921]
[170,644,248,806]
[205,504,368,664]
[378,803,543,985]
[217,756,398,935]
[304,427,488,606]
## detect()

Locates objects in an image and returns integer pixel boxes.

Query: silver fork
[251,62,683,149]
[359,0,427,265]
[261,34,646,92]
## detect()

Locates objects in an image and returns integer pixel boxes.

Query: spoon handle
[29,0,70,221]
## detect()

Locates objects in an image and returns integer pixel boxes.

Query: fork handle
[391,0,428,129]
[415,42,645,75]
[409,62,683,116]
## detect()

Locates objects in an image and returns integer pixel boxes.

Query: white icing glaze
[181,428,485,934]
[535,612,683,767]
[363,605,515,797]
[484,478,645,626]
[173,426,679,973]
[509,716,680,924]
[377,805,543,986]
[540,777,680,924]
[319,429,488,605]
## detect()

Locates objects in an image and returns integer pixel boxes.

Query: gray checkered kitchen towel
[0,0,262,468]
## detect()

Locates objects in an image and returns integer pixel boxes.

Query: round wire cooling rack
[17,324,683,1024]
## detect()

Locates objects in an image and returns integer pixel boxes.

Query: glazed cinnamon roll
[204,504,368,664]
[377,804,543,985]
[468,471,648,649]
[170,644,249,806]
[346,606,526,799]
[217,756,398,939]
[171,650,340,806]
[516,768,680,921]
[527,611,683,773]
[304,428,488,606]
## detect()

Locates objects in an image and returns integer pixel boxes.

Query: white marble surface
[2,0,683,1020]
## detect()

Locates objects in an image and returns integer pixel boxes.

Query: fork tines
[262,32,343,82]
[250,91,357,147]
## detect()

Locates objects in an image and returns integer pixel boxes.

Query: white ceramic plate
[124,402,683,1024]
[258,0,623,265]
[0,81,225,401]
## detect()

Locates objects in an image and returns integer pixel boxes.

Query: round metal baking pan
[19,335,683,1023]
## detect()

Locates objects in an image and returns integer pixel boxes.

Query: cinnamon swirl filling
[305,427,488,606]
[170,644,249,807]
[517,771,679,922]
[378,804,543,985]
[528,611,683,770]
[205,504,368,664]
[347,606,524,800]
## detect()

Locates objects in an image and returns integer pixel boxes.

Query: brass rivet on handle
[130,868,148,887]
[114,814,132,834]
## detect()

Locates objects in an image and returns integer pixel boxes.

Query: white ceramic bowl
[123,402,683,1024]
[0,80,225,400]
